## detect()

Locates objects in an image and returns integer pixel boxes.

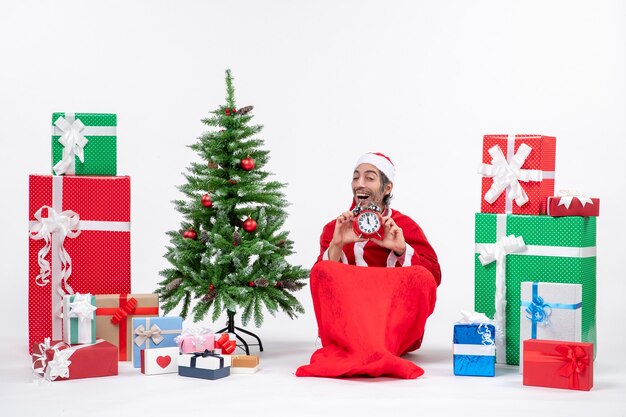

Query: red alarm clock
[352,203,384,239]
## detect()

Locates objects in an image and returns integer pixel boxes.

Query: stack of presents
[453,134,599,391]
[28,112,259,382]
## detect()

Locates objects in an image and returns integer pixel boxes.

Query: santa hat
[355,152,396,182]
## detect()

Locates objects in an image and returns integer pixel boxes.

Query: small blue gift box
[132,316,183,368]
[453,323,496,377]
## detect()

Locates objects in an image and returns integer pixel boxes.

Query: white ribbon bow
[67,293,96,323]
[176,327,212,350]
[29,206,81,294]
[457,310,493,325]
[478,144,543,208]
[32,338,73,382]
[134,324,164,346]
[477,235,526,362]
[557,189,594,209]
[53,116,89,176]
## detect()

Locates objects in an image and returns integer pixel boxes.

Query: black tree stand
[216,310,264,355]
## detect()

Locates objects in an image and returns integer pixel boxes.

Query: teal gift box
[52,112,117,176]
[474,213,596,365]
[63,293,97,345]
[131,316,183,368]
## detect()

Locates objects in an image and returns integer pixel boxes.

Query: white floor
[2,334,625,417]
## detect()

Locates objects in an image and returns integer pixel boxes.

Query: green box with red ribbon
[474,213,596,365]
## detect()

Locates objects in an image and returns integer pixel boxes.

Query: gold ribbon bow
[134,324,164,347]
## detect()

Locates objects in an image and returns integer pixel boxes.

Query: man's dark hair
[380,171,393,207]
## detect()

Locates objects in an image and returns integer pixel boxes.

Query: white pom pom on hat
[355,152,396,182]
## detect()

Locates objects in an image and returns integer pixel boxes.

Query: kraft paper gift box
[478,134,556,215]
[95,294,159,361]
[28,175,131,353]
[227,354,260,374]
[546,192,600,217]
[523,339,593,391]
[175,327,215,354]
[453,323,496,377]
[141,346,179,375]
[32,338,118,382]
[51,112,117,176]
[474,213,596,365]
[62,293,97,345]
[519,282,582,373]
[132,316,183,368]
[178,352,230,380]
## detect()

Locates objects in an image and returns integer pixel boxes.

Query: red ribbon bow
[111,297,138,325]
[554,344,589,390]
[215,333,237,354]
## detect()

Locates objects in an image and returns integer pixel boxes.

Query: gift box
[141,346,179,375]
[453,323,496,377]
[175,327,215,353]
[132,316,183,368]
[214,333,237,354]
[519,282,582,372]
[228,354,260,374]
[32,338,118,381]
[178,351,230,380]
[52,112,117,176]
[95,294,159,361]
[523,339,593,391]
[63,293,96,345]
[478,134,556,215]
[474,213,596,365]
[28,175,131,352]
[546,192,600,217]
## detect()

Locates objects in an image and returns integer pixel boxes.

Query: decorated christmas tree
[157,69,308,331]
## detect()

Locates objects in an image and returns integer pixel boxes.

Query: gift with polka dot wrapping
[28,175,131,353]
[474,213,596,365]
[51,112,117,176]
[479,134,556,215]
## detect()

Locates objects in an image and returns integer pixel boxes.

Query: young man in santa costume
[318,152,441,285]
[296,152,441,379]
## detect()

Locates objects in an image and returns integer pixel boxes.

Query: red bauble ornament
[275,281,283,288]
[248,281,256,287]
[225,108,231,116]
[228,179,237,185]
[183,228,197,240]
[242,217,257,233]
[240,157,255,171]
[209,284,214,290]
[201,194,213,208]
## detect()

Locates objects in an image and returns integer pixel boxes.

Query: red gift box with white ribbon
[478,134,556,215]
[523,339,593,391]
[28,175,131,353]
[546,191,600,217]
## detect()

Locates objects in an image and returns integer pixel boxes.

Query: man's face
[352,163,392,209]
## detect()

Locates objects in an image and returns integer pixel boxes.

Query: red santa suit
[317,208,441,286]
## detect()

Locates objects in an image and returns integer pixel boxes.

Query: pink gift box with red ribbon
[478,134,556,215]
[28,175,131,353]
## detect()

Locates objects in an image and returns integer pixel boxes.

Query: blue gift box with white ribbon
[131,316,183,368]
[519,281,582,372]
[453,323,496,377]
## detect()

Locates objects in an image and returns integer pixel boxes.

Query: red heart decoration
[156,355,172,369]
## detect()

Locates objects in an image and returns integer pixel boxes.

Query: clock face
[357,211,381,235]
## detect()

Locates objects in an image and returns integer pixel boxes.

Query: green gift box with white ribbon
[474,213,596,365]
[63,293,97,345]
[51,112,117,176]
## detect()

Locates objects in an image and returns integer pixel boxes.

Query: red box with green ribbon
[523,339,593,391]
[28,175,131,353]
[474,212,596,365]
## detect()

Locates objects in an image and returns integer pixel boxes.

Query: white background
[1,1,625,416]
